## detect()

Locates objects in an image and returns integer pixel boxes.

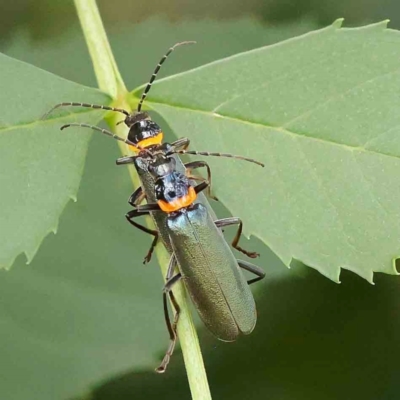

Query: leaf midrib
[148,100,400,161]
[3,99,396,163]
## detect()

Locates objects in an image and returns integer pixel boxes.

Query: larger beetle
[129,153,265,373]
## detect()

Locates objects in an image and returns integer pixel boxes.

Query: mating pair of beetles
[43,42,266,373]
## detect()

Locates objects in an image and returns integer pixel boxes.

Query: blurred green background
[1,1,400,399]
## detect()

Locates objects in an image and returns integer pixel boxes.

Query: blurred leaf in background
[3,0,400,42]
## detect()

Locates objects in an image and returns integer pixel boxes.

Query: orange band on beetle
[128,132,164,152]
[158,186,197,213]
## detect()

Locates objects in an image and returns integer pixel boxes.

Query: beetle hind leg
[237,259,265,285]
[156,256,182,373]
[155,290,181,373]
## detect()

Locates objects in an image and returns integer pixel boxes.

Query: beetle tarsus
[143,253,152,264]
[156,290,180,373]
[234,245,260,259]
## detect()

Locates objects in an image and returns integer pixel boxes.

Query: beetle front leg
[116,155,136,165]
[170,137,190,151]
[128,187,146,208]
[125,205,160,264]
[185,160,218,201]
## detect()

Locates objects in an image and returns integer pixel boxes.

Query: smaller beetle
[130,153,265,373]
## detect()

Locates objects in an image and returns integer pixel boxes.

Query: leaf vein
[150,101,400,162]
[351,150,390,216]
[282,66,400,128]
[294,136,360,253]
[210,43,367,115]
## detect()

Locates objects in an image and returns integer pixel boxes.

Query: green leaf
[0,18,300,400]
[135,20,400,283]
[0,53,110,269]
[0,135,170,400]
[1,17,318,269]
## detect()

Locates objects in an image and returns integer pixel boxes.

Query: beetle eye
[168,191,176,198]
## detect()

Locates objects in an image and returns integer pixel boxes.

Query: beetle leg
[116,155,136,165]
[156,256,182,373]
[170,137,190,151]
[214,217,259,259]
[164,273,182,292]
[128,187,146,208]
[184,160,218,201]
[237,259,266,285]
[193,180,209,195]
[164,257,182,334]
[125,205,160,264]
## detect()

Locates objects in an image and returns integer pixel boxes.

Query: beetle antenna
[60,123,131,145]
[42,102,130,120]
[168,150,264,167]
[137,41,196,112]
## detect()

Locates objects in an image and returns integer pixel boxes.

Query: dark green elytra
[167,203,256,340]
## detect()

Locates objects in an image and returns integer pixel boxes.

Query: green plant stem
[109,110,212,400]
[74,0,126,96]
[74,1,212,398]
